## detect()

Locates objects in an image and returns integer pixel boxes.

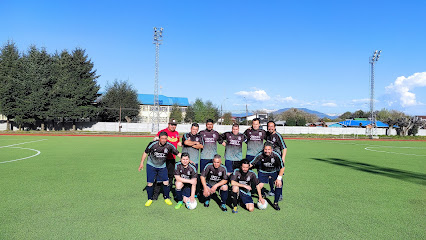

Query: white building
[138,94,189,123]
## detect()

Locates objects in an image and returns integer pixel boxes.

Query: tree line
[0,41,99,130]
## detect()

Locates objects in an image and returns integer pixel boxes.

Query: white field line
[0,139,47,148]
[0,147,41,164]
[0,139,47,164]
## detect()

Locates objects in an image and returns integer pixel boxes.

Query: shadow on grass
[311,157,426,186]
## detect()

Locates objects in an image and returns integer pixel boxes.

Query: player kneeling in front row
[230,159,265,213]
[250,142,285,211]
[174,153,198,209]
[200,154,229,212]
[139,131,181,207]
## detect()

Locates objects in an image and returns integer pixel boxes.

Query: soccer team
[138,118,287,213]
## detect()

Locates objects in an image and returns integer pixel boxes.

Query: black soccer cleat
[220,204,227,212]
[272,203,281,211]
[204,200,210,207]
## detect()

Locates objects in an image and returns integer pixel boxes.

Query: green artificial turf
[0,135,425,239]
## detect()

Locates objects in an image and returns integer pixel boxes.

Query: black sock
[274,187,282,203]
[163,184,170,199]
[176,189,182,202]
[146,185,154,200]
[231,191,238,207]
[269,179,275,193]
[220,189,228,204]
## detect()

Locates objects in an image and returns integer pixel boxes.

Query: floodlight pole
[151,27,163,134]
[368,50,381,138]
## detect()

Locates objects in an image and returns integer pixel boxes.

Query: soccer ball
[186,200,197,210]
[257,200,268,210]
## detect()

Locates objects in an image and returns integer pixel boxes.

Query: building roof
[232,112,254,118]
[138,94,189,106]
[339,120,389,128]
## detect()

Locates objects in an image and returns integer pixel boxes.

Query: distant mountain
[273,108,338,120]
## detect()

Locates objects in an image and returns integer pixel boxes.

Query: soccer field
[0,135,425,239]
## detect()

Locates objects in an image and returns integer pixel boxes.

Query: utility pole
[151,27,163,134]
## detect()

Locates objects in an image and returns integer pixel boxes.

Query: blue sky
[2,0,425,116]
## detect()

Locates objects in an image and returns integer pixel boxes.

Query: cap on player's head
[206,119,214,124]
[159,131,168,137]
[169,118,178,125]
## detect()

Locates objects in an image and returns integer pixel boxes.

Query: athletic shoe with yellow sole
[164,198,173,205]
[145,199,153,207]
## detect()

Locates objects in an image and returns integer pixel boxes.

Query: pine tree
[0,41,22,130]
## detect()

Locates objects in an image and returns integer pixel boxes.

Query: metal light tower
[368,50,381,138]
[151,27,163,134]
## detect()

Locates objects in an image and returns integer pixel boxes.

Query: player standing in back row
[221,123,247,175]
[266,120,287,162]
[181,123,204,171]
[244,118,267,169]
[199,119,223,173]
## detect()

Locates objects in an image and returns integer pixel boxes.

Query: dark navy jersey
[199,129,222,160]
[220,132,247,161]
[250,151,284,173]
[230,169,259,195]
[201,163,228,186]
[174,162,197,180]
[266,132,287,153]
[244,128,267,156]
[145,141,179,168]
[182,132,204,164]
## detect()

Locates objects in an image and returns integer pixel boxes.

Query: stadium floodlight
[368,50,382,139]
[151,27,164,134]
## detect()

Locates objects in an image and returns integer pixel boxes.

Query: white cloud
[276,95,296,102]
[385,72,426,107]
[235,89,271,101]
[322,102,337,107]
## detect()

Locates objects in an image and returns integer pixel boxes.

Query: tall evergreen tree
[0,41,22,130]
[49,49,100,130]
[19,46,55,130]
